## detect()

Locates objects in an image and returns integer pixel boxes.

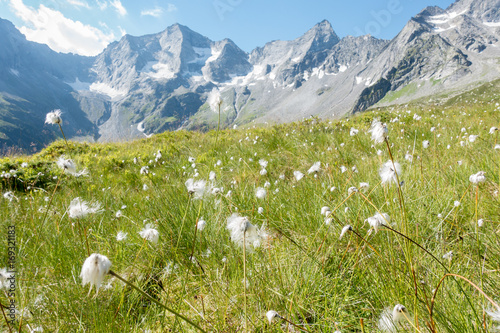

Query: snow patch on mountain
[67,78,91,91]
[90,82,128,99]
[428,10,467,24]
[141,62,176,80]
[484,21,500,27]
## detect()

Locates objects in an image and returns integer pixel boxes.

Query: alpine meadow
[0,78,499,332]
[1,0,500,331]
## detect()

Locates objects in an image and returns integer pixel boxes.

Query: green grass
[0,89,499,332]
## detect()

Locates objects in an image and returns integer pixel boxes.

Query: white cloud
[9,0,115,56]
[141,7,163,17]
[166,4,177,12]
[141,4,177,17]
[96,0,107,10]
[67,0,90,9]
[110,0,126,16]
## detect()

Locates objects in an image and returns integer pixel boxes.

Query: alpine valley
[0,0,499,151]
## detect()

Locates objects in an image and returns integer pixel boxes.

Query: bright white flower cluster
[469,171,486,184]
[45,109,62,125]
[379,161,402,185]
[68,197,103,218]
[365,212,390,233]
[226,213,268,250]
[185,178,209,199]
[368,119,388,144]
[307,161,321,174]
[208,88,222,113]
[56,156,88,177]
[80,253,111,291]
[139,224,159,244]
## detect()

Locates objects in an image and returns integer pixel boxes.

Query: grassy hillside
[0,83,499,332]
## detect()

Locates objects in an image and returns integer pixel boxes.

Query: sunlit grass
[0,86,499,332]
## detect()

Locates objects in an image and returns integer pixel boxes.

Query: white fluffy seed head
[469,171,486,184]
[379,161,402,186]
[80,253,111,291]
[266,310,280,324]
[197,219,206,231]
[208,88,222,113]
[339,225,353,240]
[45,109,62,125]
[392,304,407,322]
[293,171,304,181]
[68,197,102,219]
[368,119,388,144]
[307,161,321,174]
[139,224,159,244]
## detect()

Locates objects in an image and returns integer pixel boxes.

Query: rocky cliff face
[0,0,499,150]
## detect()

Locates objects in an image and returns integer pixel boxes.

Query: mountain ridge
[0,0,499,151]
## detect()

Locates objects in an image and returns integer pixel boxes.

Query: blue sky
[0,0,456,56]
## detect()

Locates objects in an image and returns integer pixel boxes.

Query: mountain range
[0,0,499,151]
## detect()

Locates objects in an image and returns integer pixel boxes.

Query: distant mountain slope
[0,0,499,152]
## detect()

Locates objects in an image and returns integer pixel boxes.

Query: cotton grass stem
[108,270,206,332]
[189,200,204,260]
[0,302,12,333]
[176,194,192,248]
[429,273,495,331]
[58,123,69,149]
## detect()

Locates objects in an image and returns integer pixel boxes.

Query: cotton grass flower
[365,212,390,234]
[368,119,388,144]
[197,219,206,231]
[307,161,321,174]
[495,144,500,150]
[68,197,102,218]
[486,307,500,322]
[56,156,76,174]
[116,231,128,241]
[266,310,280,324]
[359,182,369,192]
[348,187,358,195]
[293,171,304,181]
[378,304,408,332]
[469,171,486,184]
[185,178,208,199]
[255,187,267,199]
[422,140,430,149]
[208,88,222,112]
[321,206,330,216]
[443,251,453,261]
[379,161,402,185]
[339,225,352,240]
[3,191,17,202]
[45,109,62,125]
[489,127,498,134]
[259,159,268,168]
[350,128,359,136]
[139,224,159,244]
[80,253,111,292]
[226,213,259,249]
[0,268,11,289]
[469,134,478,142]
